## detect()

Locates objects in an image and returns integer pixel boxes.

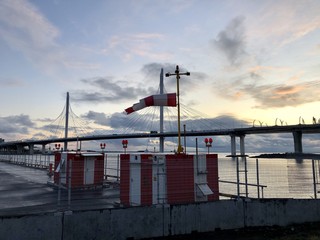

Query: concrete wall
[1,199,320,240]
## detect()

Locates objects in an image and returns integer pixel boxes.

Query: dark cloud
[245,133,294,153]
[141,63,177,77]
[82,107,250,135]
[70,63,206,105]
[141,62,207,93]
[0,114,35,134]
[212,16,247,66]
[71,77,156,103]
[83,111,109,126]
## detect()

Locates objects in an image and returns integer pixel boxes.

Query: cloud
[82,111,109,126]
[82,107,250,134]
[0,0,64,71]
[249,1,320,48]
[72,63,206,105]
[245,81,320,108]
[223,78,320,108]
[0,114,35,135]
[104,33,171,61]
[71,77,156,103]
[212,16,247,66]
[0,77,25,87]
[141,62,207,92]
[83,111,154,132]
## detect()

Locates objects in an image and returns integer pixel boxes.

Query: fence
[0,153,319,215]
[0,153,120,182]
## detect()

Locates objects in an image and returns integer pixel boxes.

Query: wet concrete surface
[0,161,120,216]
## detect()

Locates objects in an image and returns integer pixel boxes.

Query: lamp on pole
[122,140,128,154]
[204,138,213,154]
[55,144,61,152]
[100,143,106,152]
[165,65,190,154]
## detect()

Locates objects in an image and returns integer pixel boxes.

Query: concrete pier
[293,130,303,153]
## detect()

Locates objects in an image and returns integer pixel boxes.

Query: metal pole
[165,66,190,154]
[58,157,61,206]
[104,153,107,180]
[230,135,236,161]
[176,68,182,153]
[159,68,164,153]
[312,159,317,199]
[117,154,120,181]
[236,156,240,198]
[244,156,248,198]
[256,158,260,199]
[196,138,199,172]
[183,124,186,154]
[64,92,69,151]
[68,160,72,208]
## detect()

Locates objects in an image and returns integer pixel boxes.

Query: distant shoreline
[251,152,320,159]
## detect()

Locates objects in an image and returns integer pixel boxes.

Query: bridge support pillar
[42,144,46,154]
[230,135,236,160]
[17,145,23,154]
[293,131,303,153]
[29,144,34,155]
[240,135,246,160]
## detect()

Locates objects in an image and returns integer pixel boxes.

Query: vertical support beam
[230,134,236,160]
[17,145,23,154]
[159,69,164,153]
[293,131,303,153]
[240,135,246,160]
[64,92,70,151]
[256,158,260,199]
[42,144,46,154]
[312,159,317,199]
[29,144,34,155]
[236,156,240,198]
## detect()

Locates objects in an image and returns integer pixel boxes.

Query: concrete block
[0,213,62,240]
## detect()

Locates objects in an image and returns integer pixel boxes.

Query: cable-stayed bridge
[1,91,320,156]
[1,67,320,155]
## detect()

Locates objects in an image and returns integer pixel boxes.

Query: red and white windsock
[125,93,176,114]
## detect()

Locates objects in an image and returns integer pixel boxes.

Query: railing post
[236,156,240,198]
[312,159,317,199]
[68,160,72,208]
[117,154,120,182]
[256,158,260,199]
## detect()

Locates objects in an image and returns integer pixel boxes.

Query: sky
[0,0,320,153]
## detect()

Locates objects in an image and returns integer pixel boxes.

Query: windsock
[125,93,176,114]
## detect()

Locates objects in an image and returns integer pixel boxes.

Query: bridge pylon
[293,130,303,153]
